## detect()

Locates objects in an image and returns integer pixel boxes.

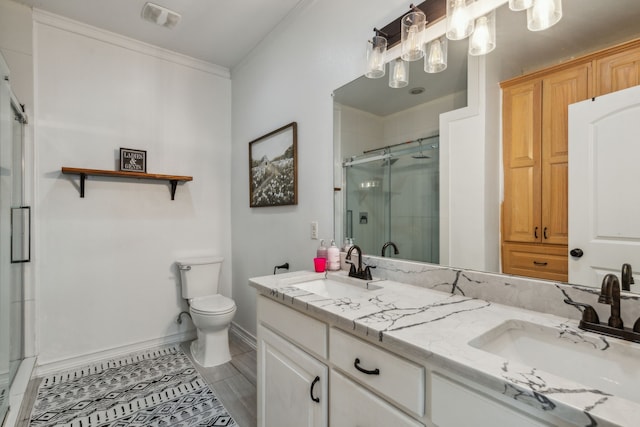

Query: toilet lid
[190,295,235,314]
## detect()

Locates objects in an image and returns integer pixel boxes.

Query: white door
[568,85,640,289]
[257,324,328,427]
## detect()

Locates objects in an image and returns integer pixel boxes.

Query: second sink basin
[469,319,640,404]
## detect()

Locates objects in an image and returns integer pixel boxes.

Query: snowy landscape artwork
[249,122,298,207]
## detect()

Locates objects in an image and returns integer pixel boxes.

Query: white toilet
[176,256,236,367]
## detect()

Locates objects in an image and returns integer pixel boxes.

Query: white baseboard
[35,330,197,377]
[230,322,256,350]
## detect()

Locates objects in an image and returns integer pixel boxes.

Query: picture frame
[249,122,298,207]
[119,148,147,173]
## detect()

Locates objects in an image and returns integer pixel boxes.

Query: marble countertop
[249,270,640,427]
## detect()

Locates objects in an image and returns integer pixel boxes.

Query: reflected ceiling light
[365,29,388,79]
[446,0,475,41]
[469,10,496,56]
[141,2,181,29]
[508,0,533,11]
[527,0,562,31]
[401,9,427,61]
[389,58,409,88]
[424,35,447,73]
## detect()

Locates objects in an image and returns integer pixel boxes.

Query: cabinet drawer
[257,295,328,358]
[502,243,567,281]
[432,373,551,427]
[329,327,425,417]
[330,370,424,427]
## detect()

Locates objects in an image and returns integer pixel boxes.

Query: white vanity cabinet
[256,293,572,427]
[257,296,329,427]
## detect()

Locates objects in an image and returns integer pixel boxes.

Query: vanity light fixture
[365,29,388,79]
[468,10,496,56]
[389,58,409,88]
[508,0,533,11]
[141,2,181,29]
[366,0,564,89]
[527,0,562,31]
[446,0,475,41]
[401,8,427,61]
[424,35,448,73]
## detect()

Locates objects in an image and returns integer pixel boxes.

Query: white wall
[33,12,232,367]
[231,0,502,336]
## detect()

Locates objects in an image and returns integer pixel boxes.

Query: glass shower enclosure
[1,54,28,425]
[343,136,439,263]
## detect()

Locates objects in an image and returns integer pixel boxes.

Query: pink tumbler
[313,257,326,273]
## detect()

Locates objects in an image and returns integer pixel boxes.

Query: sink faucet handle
[564,299,600,324]
[363,264,376,280]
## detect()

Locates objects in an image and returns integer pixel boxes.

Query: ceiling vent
[141,2,181,29]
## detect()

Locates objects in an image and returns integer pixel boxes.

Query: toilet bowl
[189,294,237,367]
[176,256,236,367]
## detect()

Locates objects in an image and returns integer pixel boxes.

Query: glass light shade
[527,0,562,31]
[401,11,426,61]
[509,0,533,11]
[365,35,387,79]
[446,0,474,40]
[424,36,448,73]
[469,11,496,56]
[389,58,409,88]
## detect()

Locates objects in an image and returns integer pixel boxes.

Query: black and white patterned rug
[29,344,237,427]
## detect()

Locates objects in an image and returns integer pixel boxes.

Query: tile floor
[13,334,257,427]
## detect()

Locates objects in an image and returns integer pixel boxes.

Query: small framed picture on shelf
[120,148,147,173]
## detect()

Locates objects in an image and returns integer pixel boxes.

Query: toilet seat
[190,294,236,315]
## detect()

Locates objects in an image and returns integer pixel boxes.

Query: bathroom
[1,0,640,426]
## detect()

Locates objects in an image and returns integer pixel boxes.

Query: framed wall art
[248,122,298,207]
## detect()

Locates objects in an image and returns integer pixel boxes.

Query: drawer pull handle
[310,376,320,403]
[354,358,380,375]
[533,261,548,266]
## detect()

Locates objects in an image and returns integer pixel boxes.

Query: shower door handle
[10,206,30,263]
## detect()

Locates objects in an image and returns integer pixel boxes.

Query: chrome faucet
[346,245,374,280]
[621,263,634,291]
[598,274,624,329]
[381,241,399,257]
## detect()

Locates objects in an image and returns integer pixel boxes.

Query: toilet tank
[176,256,223,299]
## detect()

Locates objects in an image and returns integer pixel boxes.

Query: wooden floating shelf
[61,167,193,200]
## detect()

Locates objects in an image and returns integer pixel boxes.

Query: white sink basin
[293,278,381,299]
[469,319,640,404]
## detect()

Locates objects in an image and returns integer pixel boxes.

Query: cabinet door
[596,45,640,96]
[330,370,424,427]
[502,80,542,243]
[257,325,328,427]
[541,64,591,245]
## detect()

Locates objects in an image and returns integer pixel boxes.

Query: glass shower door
[0,59,12,425]
[343,136,440,263]
[345,159,390,257]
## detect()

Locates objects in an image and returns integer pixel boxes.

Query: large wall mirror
[333,0,640,288]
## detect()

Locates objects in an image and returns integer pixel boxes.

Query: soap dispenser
[317,239,328,259]
[327,239,340,271]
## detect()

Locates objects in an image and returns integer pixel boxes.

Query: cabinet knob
[570,248,584,258]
